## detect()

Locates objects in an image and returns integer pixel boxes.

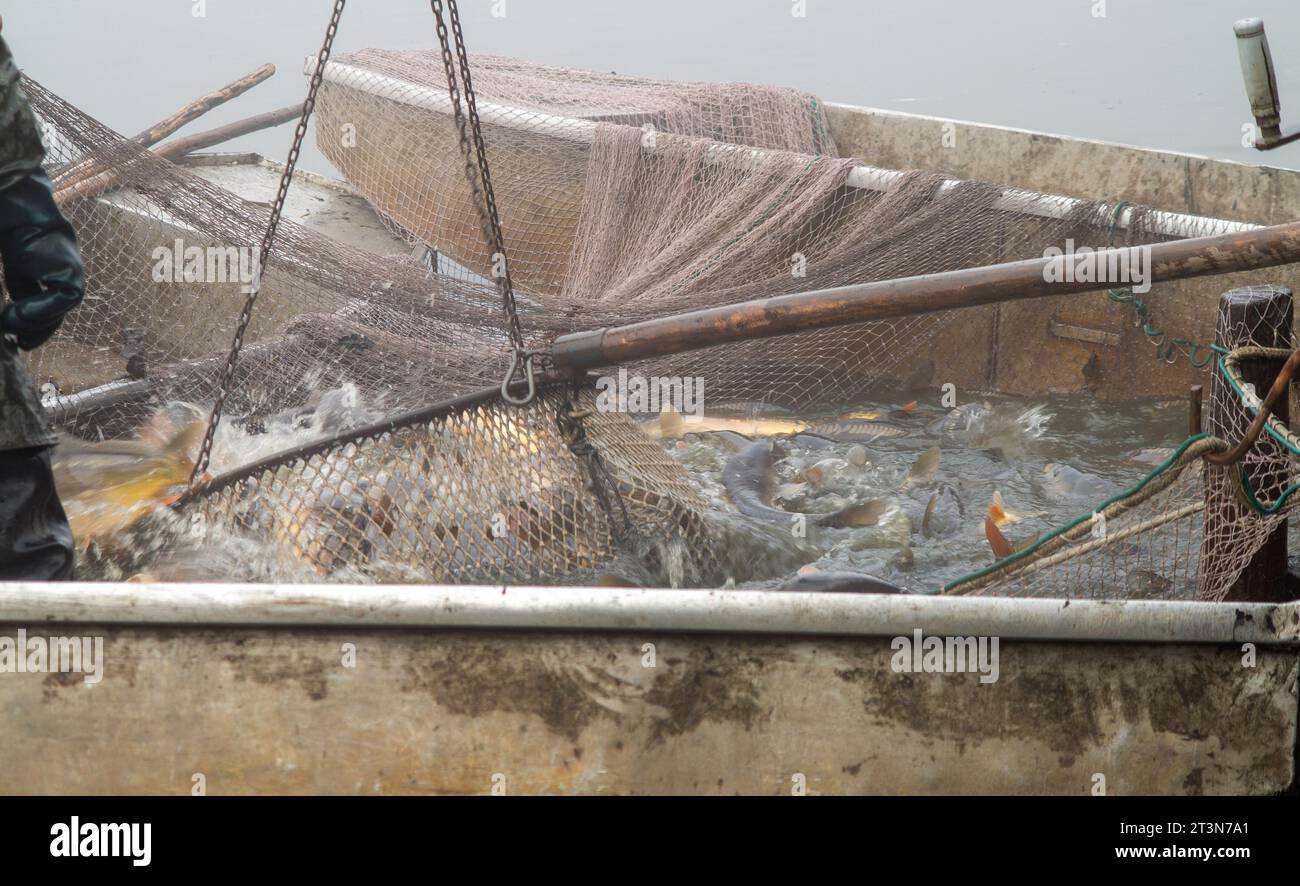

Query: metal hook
[500,349,537,406]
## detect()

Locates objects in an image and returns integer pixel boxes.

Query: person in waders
[0,22,84,580]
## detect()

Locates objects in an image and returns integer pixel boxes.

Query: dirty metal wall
[826,105,1300,400]
[2,625,1293,794]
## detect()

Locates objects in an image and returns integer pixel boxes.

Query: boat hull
[1,585,1294,795]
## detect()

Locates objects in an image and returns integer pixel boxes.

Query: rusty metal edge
[0,583,1296,645]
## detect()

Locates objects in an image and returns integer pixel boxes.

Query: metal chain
[1105,200,1216,369]
[556,388,632,544]
[430,0,535,405]
[190,0,348,482]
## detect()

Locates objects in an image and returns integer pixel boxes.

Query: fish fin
[596,574,641,588]
[985,516,1015,559]
[901,445,941,488]
[1015,532,1042,553]
[922,491,938,537]
[658,406,685,439]
[988,490,1022,527]
[899,400,917,413]
[827,499,888,528]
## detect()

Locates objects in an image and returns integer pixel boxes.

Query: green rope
[1215,350,1300,514]
[1104,200,1217,369]
[942,433,1213,592]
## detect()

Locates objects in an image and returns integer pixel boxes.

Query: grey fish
[705,400,797,419]
[1042,462,1109,498]
[778,571,905,594]
[927,402,991,436]
[804,420,908,442]
[921,482,964,537]
[788,432,842,451]
[722,440,886,529]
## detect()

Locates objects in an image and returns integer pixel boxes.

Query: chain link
[190,0,348,482]
[430,0,533,401]
[1104,200,1217,370]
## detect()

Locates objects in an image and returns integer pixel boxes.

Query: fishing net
[947,331,1295,602]
[17,43,1289,593]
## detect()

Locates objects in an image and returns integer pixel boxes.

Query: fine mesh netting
[17,49,1292,595]
[947,334,1294,602]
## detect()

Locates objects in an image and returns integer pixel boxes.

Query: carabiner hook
[500,349,537,406]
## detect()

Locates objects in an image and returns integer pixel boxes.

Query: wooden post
[1204,285,1293,602]
[1189,385,1203,435]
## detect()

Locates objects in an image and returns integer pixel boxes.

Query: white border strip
[1,582,1295,645]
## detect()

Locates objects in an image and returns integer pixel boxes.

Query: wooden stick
[53,64,276,203]
[550,220,1300,372]
[152,104,300,159]
[52,104,300,206]
[134,64,276,147]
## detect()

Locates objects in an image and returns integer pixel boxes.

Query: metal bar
[309,58,1258,240]
[0,582,1295,645]
[551,221,1300,372]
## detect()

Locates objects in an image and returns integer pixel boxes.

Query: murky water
[660,390,1191,593]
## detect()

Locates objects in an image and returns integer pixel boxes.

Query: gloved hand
[0,170,85,350]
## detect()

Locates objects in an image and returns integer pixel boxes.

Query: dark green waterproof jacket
[0,34,85,451]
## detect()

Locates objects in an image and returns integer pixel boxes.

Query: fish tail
[825,499,887,528]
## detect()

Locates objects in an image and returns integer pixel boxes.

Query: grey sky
[7,0,1300,175]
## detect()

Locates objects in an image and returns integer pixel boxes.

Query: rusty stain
[399,641,605,742]
[641,646,772,748]
[222,648,330,701]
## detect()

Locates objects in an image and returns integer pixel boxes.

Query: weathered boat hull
[1,584,1294,795]
[311,59,1300,400]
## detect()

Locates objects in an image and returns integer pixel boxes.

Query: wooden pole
[1189,385,1204,435]
[1202,285,1293,602]
[53,104,303,206]
[52,64,277,205]
[132,64,276,147]
[152,104,300,159]
[551,220,1300,372]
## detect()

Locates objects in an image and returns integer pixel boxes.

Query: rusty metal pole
[1203,285,1293,602]
[551,219,1300,372]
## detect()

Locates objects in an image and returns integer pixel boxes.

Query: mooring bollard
[1202,285,1293,602]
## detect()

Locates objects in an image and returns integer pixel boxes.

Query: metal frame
[1,582,1296,646]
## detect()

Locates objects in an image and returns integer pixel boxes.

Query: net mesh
[17,50,1292,595]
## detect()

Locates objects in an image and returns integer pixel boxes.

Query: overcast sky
[8,0,1300,174]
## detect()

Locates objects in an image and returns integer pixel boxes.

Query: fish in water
[1042,462,1109,498]
[804,457,860,489]
[899,446,941,491]
[778,570,905,594]
[53,406,208,545]
[1128,447,1176,466]
[722,440,886,529]
[984,517,1041,560]
[645,407,807,439]
[921,482,964,537]
[987,490,1037,528]
[803,419,908,442]
[927,401,991,436]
